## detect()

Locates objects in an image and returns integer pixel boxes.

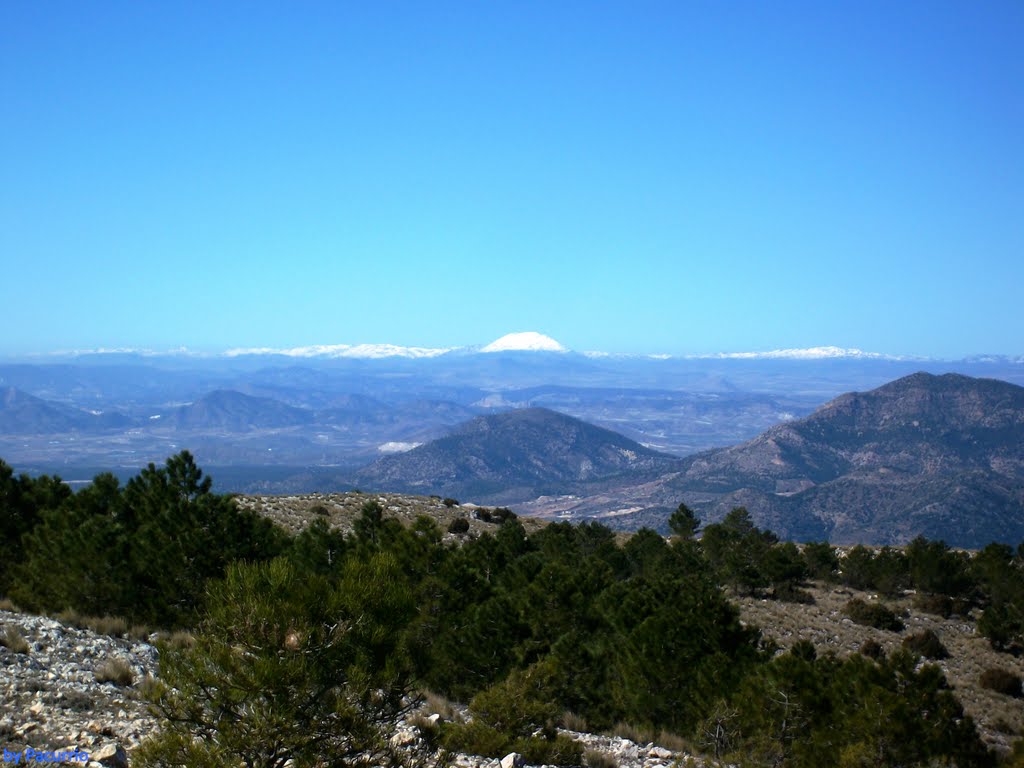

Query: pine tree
[136,555,422,768]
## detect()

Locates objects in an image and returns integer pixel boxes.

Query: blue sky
[2,1,1021,358]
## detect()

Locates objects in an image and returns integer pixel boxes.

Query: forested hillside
[3,454,1024,767]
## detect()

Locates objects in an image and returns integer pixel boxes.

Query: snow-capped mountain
[17,336,1019,364]
[480,332,567,353]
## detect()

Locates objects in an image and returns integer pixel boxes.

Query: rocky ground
[1,607,708,767]
[235,491,548,537]
[0,609,157,766]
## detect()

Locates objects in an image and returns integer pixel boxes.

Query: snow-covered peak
[481,332,567,353]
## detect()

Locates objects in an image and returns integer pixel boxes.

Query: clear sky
[2,1,1021,358]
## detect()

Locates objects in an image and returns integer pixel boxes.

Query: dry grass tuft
[560,711,589,732]
[86,615,128,637]
[653,729,691,753]
[56,608,82,627]
[422,689,460,722]
[980,667,1023,698]
[159,630,196,650]
[95,657,135,686]
[56,610,131,638]
[610,721,657,745]
[585,749,619,768]
[1,625,30,654]
[136,673,164,701]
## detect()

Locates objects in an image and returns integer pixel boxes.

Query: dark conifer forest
[3,453,1024,767]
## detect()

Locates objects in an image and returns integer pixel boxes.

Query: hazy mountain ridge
[542,373,1024,547]
[165,390,317,431]
[666,373,1024,487]
[352,407,677,503]
[0,386,132,433]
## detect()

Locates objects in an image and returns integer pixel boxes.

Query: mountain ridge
[352,407,677,503]
[535,372,1024,547]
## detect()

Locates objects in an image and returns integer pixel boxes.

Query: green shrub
[901,630,949,660]
[440,660,584,765]
[859,639,885,660]
[843,598,904,631]
[906,537,973,597]
[473,507,517,525]
[771,582,814,604]
[443,498,459,508]
[493,507,516,523]
[440,721,510,758]
[978,601,1024,651]
[0,463,71,596]
[513,734,582,766]
[913,593,954,618]
[448,517,470,535]
[802,541,839,581]
[469,664,559,738]
[980,667,1023,698]
[136,556,422,768]
[475,508,493,523]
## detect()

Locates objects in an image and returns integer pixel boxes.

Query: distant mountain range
[12,331,1024,363]
[352,407,676,503]
[2,333,1024,549]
